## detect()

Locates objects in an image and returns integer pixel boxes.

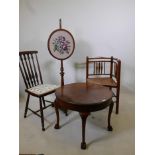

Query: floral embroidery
[53,36,70,54]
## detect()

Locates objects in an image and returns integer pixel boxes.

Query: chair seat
[87,77,117,87]
[26,84,60,96]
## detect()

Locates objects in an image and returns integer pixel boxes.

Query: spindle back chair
[19,51,59,131]
[86,56,121,114]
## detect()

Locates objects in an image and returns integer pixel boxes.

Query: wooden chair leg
[24,94,30,118]
[54,100,60,129]
[51,103,55,107]
[39,97,45,131]
[42,97,46,107]
[116,87,120,114]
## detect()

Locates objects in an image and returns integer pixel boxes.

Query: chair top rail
[88,73,116,76]
[19,51,38,55]
[88,57,120,61]
[88,60,111,63]
[88,73,110,76]
[88,57,111,60]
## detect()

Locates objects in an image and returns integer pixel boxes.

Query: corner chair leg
[24,94,30,118]
[39,97,45,131]
[116,101,119,114]
[116,87,120,114]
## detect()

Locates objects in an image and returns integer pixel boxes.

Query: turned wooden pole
[59,18,62,29]
[59,18,64,87]
[60,60,64,86]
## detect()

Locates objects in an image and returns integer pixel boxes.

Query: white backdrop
[19,0,135,96]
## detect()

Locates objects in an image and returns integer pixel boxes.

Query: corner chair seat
[87,77,117,87]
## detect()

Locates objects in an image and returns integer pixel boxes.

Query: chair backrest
[86,56,121,82]
[19,51,43,89]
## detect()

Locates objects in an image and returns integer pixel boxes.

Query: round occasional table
[54,82,114,149]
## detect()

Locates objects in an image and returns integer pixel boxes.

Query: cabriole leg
[79,112,90,149]
[107,101,114,131]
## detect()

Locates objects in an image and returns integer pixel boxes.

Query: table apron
[55,98,113,112]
